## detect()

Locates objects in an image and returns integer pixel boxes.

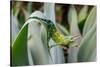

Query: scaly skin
[28,16,73,46]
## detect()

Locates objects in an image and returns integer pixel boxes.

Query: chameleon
[28,16,79,48]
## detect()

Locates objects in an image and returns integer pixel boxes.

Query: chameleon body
[28,17,73,46]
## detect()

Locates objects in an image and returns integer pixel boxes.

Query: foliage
[11,1,96,66]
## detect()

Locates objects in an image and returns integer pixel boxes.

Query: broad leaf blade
[27,11,52,65]
[11,15,19,44]
[56,23,69,35]
[83,7,96,36]
[40,23,47,46]
[77,23,96,62]
[67,6,82,62]
[78,6,88,33]
[78,6,88,23]
[12,11,52,65]
[49,39,65,64]
[12,24,29,66]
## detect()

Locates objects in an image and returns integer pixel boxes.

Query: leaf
[78,6,88,33]
[17,10,25,28]
[11,2,30,65]
[12,23,29,66]
[12,11,52,65]
[27,11,52,65]
[11,14,19,44]
[77,23,96,62]
[12,2,20,16]
[40,24,48,47]
[67,6,82,62]
[83,7,96,36]
[49,39,65,64]
[56,23,69,35]
[78,6,88,23]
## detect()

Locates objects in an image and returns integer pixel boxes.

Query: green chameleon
[28,16,79,48]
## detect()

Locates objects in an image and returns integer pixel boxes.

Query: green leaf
[83,7,96,36]
[17,10,25,28]
[67,6,82,62]
[78,6,88,33]
[56,23,69,35]
[77,23,96,62]
[12,2,20,16]
[12,24,29,66]
[77,7,96,62]
[40,24,48,47]
[12,11,52,65]
[27,11,52,65]
[11,15,19,44]
[49,39,65,63]
[68,6,81,36]
[78,6,88,23]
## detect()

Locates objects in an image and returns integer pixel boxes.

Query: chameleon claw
[71,35,80,41]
